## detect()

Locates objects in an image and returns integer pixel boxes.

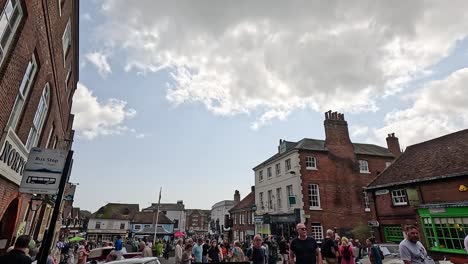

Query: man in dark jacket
[0,235,32,264]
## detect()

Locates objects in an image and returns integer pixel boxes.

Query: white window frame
[45,124,54,148]
[134,224,141,230]
[285,159,291,171]
[58,0,65,16]
[259,192,264,209]
[6,54,38,131]
[305,156,317,170]
[0,0,23,66]
[95,222,101,229]
[268,190,273,209]
[311,223,324,240]
[276,188,282,209]
[62,18,71,64]
[275,163,281,176]
[308,184,321,209]
[258,170,264,182]
[391,189,408,206]
[363,191,370,212]
[286,185,294,207]
[267,167,272,178]
[26,83,50,150]
[359,160,370,173]
[120,223,125,229]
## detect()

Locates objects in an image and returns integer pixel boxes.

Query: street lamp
[30,195,43,212]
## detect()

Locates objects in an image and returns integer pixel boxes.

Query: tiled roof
[91,203,139,220]
[254,138,393,169]
[367,129,468,189]
[142,203,185,212]
[133,212,173,224]
[229,191,255,213]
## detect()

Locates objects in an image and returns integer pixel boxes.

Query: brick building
[366,129,468,261]
[186,209,210,235]
[0,0,79,252]
[254,111,398,240]
[229,187,255,242]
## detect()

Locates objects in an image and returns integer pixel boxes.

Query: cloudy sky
[72,0,468,212]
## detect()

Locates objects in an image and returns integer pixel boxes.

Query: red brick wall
[0,0,78,244]
[299,150,393,235]
[187,210,208,230]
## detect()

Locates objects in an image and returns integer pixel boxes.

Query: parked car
[105,257,161,264]
[87,246,142,264]
[358,243,403,264]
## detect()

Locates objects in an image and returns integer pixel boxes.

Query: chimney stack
[251,186,255,193]
[234,190,240,204]
[324,110,355,160]
[386,133,402,158]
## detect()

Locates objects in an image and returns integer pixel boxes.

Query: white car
[358,243,403,264]
[106,257,161,264]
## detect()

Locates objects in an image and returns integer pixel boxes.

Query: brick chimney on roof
[324,110,355,161]
[386,133,402,158]
[234,190,240,204]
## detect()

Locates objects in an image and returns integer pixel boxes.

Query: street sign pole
[153,187,162,245]
[38,150,74,264]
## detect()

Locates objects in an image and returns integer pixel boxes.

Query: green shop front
[418,204,468,257]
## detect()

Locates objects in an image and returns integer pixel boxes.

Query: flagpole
[153,187,162,245]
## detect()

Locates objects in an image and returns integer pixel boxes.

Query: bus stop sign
[19,148,67,195]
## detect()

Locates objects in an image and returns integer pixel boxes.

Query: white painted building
[210,200,235,235]
[253,140,305,238]
[142,201,186,232]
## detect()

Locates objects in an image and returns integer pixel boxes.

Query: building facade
[130,211,174,239]
[186,209,210,235]
[367,129,468,262]
[86,203,139,243]
[229,187,255,242]
[0,0,79,252]
[143,201,186,232]
[253,111,397,240]
[210,199,235,238]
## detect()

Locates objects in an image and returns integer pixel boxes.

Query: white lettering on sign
[0,128,29,185]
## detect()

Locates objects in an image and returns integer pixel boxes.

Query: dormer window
[359,160,369,173]
[279,139,287,153]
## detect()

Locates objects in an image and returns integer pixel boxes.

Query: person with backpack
[338,237,355,264]
[366,237,382,264]
[322,230,338,264]
[265,235,278,264]
[247,234,267,264]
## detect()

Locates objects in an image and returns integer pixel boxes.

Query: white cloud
[86,51,112,77]
[135,133,146,139]
[72,82,136,140]
[82,13,92,21]
[97,0,468,128]
[373,68,468,147]
[351,126,370,138]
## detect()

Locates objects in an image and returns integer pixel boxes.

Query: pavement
[158,256,285,264]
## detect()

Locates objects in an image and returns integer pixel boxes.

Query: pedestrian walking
[289,223,323,264]
[207,240,222,263]
[175,239,184,264]
[322,229,338,264]
[246,234,267,264]
[0,235,32,264]
[193,238,204,263]
[366,237,382,264]
[202,239,210,263]
[266,235,278,264]
[338,237,354,264]
[140,241,153,257]
[231,241,246,262]
[399,225,435,264]
[77,240,89,264]
[182,243,195,264]
[279,237,290,264]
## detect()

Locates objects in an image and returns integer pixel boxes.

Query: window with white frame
[285,159,291,171]
[58,0,66,16]
[276,188,282,209]
[268,190,273,209]
[308,184,321,209]
[0,0,23,65]
[120,223,125,229]
[259,170,264,182]
[134,224,141,230]
[234,214,237,225]
[363,191,370,211]
[7,54,38,131]
[45,124,54,148]
[311,223,324,240]
[62,18,71,63]
[259,192,264,209]
[286,185,294,207]
[26,84,50,150]
[267,167,272,178]
[391,189,408,206]
[95,222,101,229]
[240,213,244,225]
[305,156,317,169]
[275,163,281,176]
[359,160,369,173]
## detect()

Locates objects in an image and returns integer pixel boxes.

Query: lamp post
[28,195,43,236]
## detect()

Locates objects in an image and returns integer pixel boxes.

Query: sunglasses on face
[298,228,307,230]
